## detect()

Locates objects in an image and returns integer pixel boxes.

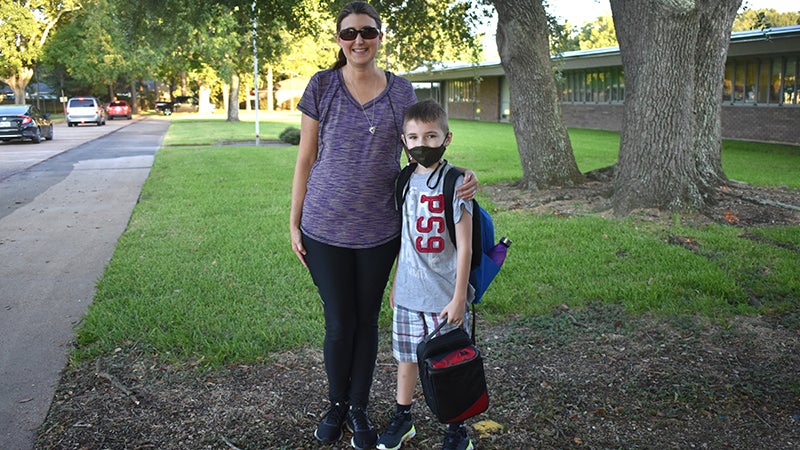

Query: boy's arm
[441,204,472,325]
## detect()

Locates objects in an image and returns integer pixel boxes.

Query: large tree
[82,0,484,120]
[492,0,584,189]
[127,0,301,121]
[43,0,127,99]
[609,0,741,215]
[0,0,81,103]
[378,0,485,72]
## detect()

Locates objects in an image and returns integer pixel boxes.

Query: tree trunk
[227,73,240,122]
[198,84,213,114]
[493,0,583,190]
[245,85,252,112]
[267,66,274,112]
[222,83,230,115]
[610,0,741,215]
[693,0,741,193]
[3,68,34,105]
[130,81,138,114]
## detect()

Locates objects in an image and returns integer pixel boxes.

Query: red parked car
[106,100,132,120]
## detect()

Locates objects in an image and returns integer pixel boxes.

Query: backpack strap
[471,303,476,345]
[443,167,482,344]
[442,166,461,247]
[395,163,417,210]
[443,167,482,270]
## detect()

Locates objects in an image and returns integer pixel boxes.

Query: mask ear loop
[426,159,447,189]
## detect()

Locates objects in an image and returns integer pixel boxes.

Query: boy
[377,99,474,450]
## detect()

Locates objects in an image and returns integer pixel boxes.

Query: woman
[289,2,477,448]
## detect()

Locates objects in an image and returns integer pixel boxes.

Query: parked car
[0,86,15,102]
[0,104,54,143]
[65,97,106,127]
[154,96,199,115]
[106,100,132,120]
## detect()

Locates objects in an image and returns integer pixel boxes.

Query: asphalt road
[0,116,170,450]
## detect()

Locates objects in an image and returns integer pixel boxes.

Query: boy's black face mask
[406,143,446,168]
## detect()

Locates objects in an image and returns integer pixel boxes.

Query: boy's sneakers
[314,401,347,444]
[442,424,473,450]
[346,406,378,449]
[376,410,416,450]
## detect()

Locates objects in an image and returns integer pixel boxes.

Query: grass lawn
[73,114,800,367]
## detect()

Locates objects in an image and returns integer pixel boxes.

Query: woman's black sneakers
[314,401,348,444]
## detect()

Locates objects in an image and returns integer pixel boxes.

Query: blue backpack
[395,162,510,339]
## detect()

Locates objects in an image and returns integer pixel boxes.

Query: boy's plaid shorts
[392,304,470,363]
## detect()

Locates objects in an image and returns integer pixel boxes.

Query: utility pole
[252,1,260,145]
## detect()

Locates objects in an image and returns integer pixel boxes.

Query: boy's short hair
[403,99,449,134]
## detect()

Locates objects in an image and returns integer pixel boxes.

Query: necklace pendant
[369,126,376,134]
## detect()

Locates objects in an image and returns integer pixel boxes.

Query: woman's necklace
[344,70,378,135]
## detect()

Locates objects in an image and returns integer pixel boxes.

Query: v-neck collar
[338,69,391,108]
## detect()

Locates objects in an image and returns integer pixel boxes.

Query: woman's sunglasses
[338,26,380,41]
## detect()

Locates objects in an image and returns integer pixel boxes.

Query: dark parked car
[154,96,199,115]
[0,104,54,143]
[106,100,132,120]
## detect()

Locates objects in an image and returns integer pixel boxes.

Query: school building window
[413,82,442,103]
[559,57,798,107]
[449,79,477,103]
[560,67,625,103]
[724,56,798,106]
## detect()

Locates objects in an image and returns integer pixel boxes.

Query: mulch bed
[36,308,800,449]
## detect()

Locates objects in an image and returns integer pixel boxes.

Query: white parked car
[66,97,106,127]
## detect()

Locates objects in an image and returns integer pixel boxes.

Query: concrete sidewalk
[0,118,170,450]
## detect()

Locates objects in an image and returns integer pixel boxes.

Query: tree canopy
[85,0,486,119]
[0,0,81,102]
[43,0,127,98]
[577,15,617,50]
[733,7,800,31]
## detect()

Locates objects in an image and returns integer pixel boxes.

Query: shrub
[279,127,301,145]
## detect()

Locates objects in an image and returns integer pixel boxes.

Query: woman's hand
[456,169,478,201]
[290,226,308,269]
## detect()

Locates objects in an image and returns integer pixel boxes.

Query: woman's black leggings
[302,234,400,408]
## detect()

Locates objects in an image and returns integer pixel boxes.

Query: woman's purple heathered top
[297,68,417,249]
